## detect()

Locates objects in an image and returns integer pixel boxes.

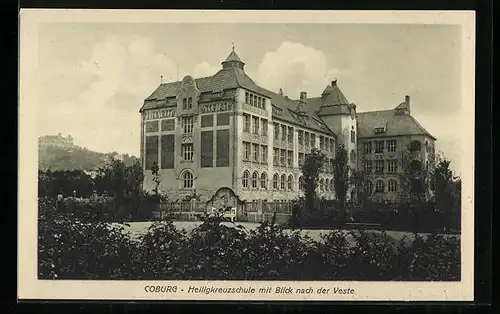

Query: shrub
[38,199,138,280]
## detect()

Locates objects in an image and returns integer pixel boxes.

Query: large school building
[139,48,436,204]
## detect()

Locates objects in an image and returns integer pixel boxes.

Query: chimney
[332,79,337,86]
[405,95,411,114]
[300,92,307,101]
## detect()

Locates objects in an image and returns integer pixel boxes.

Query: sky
[30,22,464,174]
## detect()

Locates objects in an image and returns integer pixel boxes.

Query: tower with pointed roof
[318,79,358,172]
[221,46,245,71]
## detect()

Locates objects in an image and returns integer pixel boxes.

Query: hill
[38,142,139,171]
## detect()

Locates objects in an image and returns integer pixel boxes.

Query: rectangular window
[257,97,261,108]
[374,141,384,153]
[320,136,325,150]
[245,92,249,104]
[145,136,159,170]
[201,115,213,128]
[182,116,194,134]
[161,119,175,132]
[200,131,213,168]
[243,141,250,160]
[298,153,304,167]
[325,138,330,151]
[243,114,250,133]
[304,132,310,147]
[261,145,267,163]
[252,116,260,134]
[262,98,266,110]
[217,113,230,126]
[375,160,384,173]
[281,125,287,141]
[145,121,159,133]
[298,130,304,146]
[273,123,280,140]
[310,134,316,147]
[387,159,397,173]
[287,150,293,167]
[287,127,293,143]
[261,119,268,136]
[249,94,253,105]
[216,130,230,167]
[387,140,397,152]
[351,130,356,143]
[253,95,257,106]
[273,148,279,166]
[363,142,372,154]
[330,139,335,152]
[181,143,194,161]
[363,160,372,173]
[160,134,175,169]
[252,143,259,162]
[280,149,286,166]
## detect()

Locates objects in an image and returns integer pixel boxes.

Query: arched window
[325,178,330,192]
[251,171,259,189]
[182,170,194,189]
[242,170,250,188]
[287,175,293,190]
[273,174,279,190]
[319,178,324,192]
[375,180,385,193]
[388,179,398,192]
[280,174,286,190]
[260,172,267,189]
[299,176,304,190]
[365,181,373,194]
[350,150,356,162]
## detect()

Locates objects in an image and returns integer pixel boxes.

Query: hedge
[38,200,460,281]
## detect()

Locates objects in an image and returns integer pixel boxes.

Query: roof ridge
[407,114,436,140]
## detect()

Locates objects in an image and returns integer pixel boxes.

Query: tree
[301,148,326,211]
[333,144,350,221]
[432,157,461,230]
[151,161,161,198]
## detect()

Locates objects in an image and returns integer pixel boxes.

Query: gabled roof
[320,80,350,106]
[356,109,436,140]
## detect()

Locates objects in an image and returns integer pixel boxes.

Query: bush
[38,200,461,281]
[38,199,138,280]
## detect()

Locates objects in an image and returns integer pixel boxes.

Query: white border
[18,9,476,301]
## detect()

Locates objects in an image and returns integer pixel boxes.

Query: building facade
[139,49,435,203]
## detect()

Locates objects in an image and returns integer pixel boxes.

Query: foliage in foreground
[38,201,460,281]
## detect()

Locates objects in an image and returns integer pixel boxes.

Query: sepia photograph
[18,10,475,301]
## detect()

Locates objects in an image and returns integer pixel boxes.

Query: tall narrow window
[319,178,324,192]
[181,143,194,161]
[216,130,230,167]
[161,134,175,169]
[252,143,259,162]
[187,97,193,109]
[242,171,250,188]
[375,160,384,173]
[298,130,304,146]
[261,119,268,136]
[182,171,194,189]
[182,98,187,110]
[299,176,304,190]
[287,127,293,143]
[298,153,305,167]
[351,128,356,143]
[287,175,293,190]
[387,140,397,152]
[320,136,325,150]
[145,136,159,170]
[363,142,372,154]
[260,172,268,189]
[287,150,293,167]
[251,171,259,189]
[388,179,398,192]
[274,123,280,140]
[364,160,373,173]
[243,114,250,133]
[387,160,397,173]
[243,142,250,160]
[280,149,286,166]
[325,179,330,192]
[200,131,213,168]
[281,125,287,141]
[273,148,279,166]
[330,139,335,152]
[252,116,260,134]
[273,174,279,190]
[310,134,316,147]
[304,132,310,147]
[375,141,384,153]
[245,92,249,104]
[261,145,268,163]
[280,174,286,190]
[182,116,194,134]
[375,180,385,193]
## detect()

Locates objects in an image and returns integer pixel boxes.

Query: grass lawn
[117,221,460,244]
